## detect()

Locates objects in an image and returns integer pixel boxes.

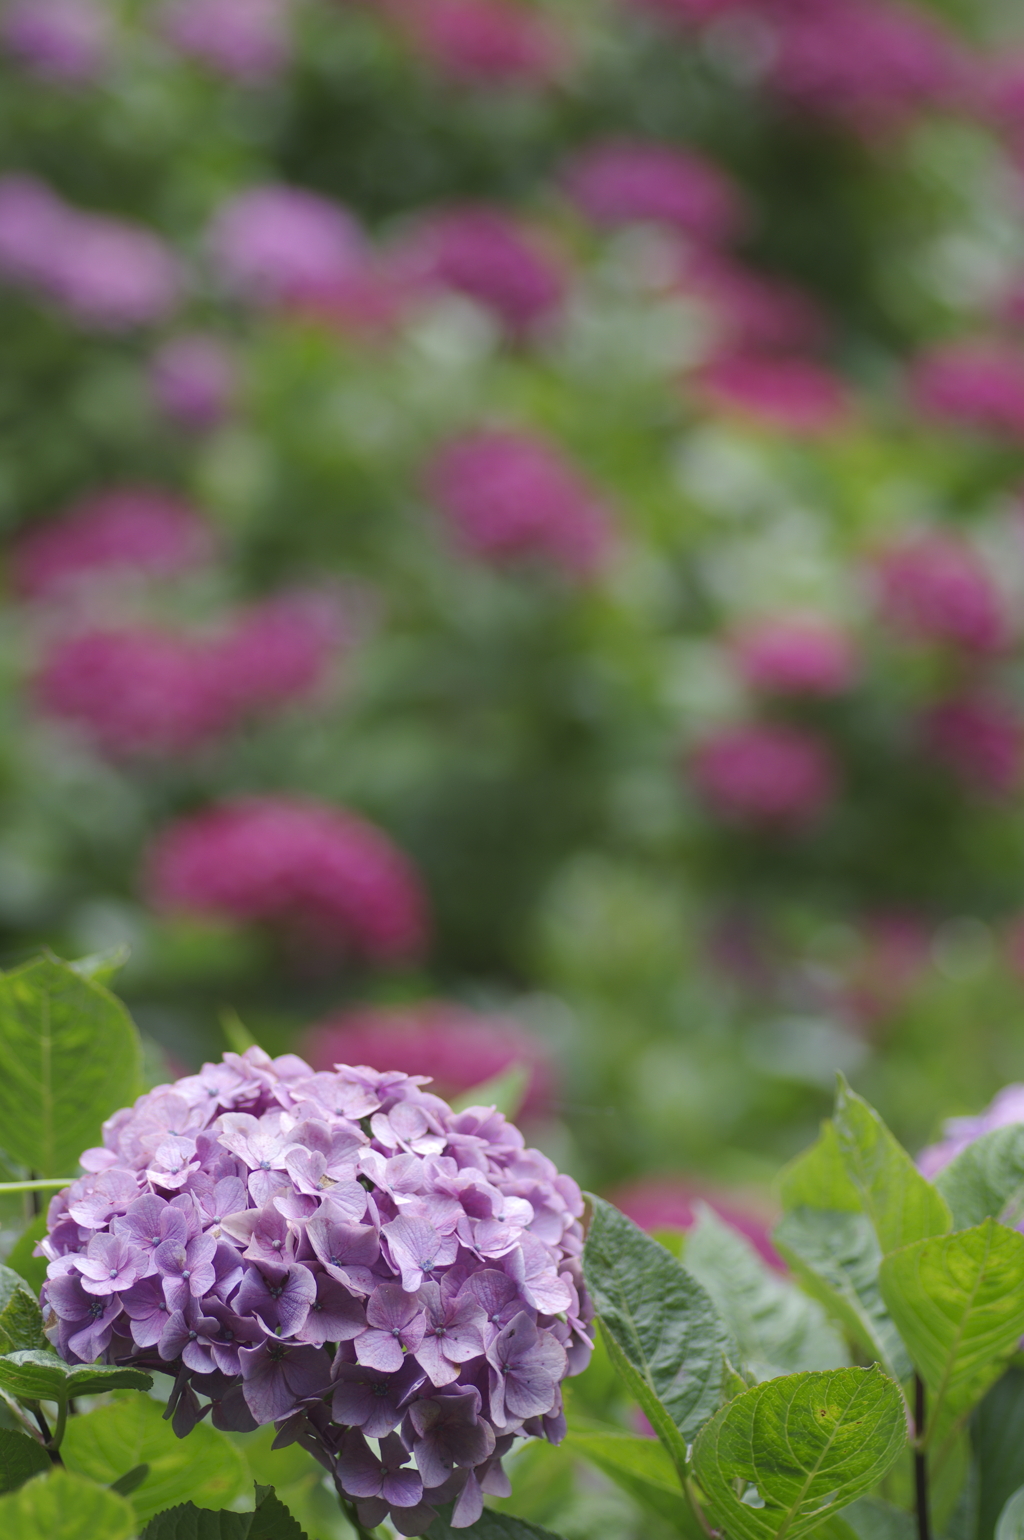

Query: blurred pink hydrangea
[681,255,828,356]
[608,1178,781,1267]
[1,0,110,82]
[149,333,237,430]
[909,342,1024,438]
[36,628,227,758]
[689,722,837,827]
[12,486,214,599]
[161,0,292,80]
[922,696,1023,798]
[403,207,565,336]
[0,176,182,329]
[211,590,350,718]
[395,0,565,85]
[766,0,963,133]
[696,353,851,434]
[147,796,429,964]
[873,533,1007,653]
[208,185,366,305]
[918,1083,1024,1178]
[301,1002,554,1115]
[425,429,611,576]
[730,616,857,696]
[563,139,743,245]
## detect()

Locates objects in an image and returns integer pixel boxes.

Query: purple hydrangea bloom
[919,1084,1024,1178]
[1,0,111,84]
[41,1047,592,1532]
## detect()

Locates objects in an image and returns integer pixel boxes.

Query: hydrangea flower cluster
[396,0,564,86]
[688,722,837,828]
[40,1048,592,1533]
[207,184,366,306]
[730,616,858,697]
[425,429,611,575]
[874,532,1008,653]
[563,138,743,244]
[407,207,565,336]
[908,342,1024,439]
[1,0,111,82]
[0,175,182,330]
[149,333,237,430]
[147,796,428,964]
[161,0,293,80]
[695,353,851,435]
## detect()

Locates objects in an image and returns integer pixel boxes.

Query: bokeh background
[6,0,1024,1238]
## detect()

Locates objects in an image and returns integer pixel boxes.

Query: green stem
[685,1477,717,1538]
[337,1493,380,1540]
[49,1398,68,1455]
[0,1178,75,1193]
[914,1376,931,1540]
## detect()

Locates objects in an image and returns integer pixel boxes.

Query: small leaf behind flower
[0,1349,151,1403]
[0,1428,50,1492]
[997,1485,1024,1540]
[426,1507,566,1539]
[141,1483,309,1539]
[832,1078,951,1254]
[564,1429,699,1535]
[583,1194,732,1471]
[935,1124,1024,1230]
[692,1365,907,1540]
[0,1468,136,1539]
[0,1265,46,1354]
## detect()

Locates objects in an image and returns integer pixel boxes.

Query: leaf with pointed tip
[0,956,141,1177]
[426,1507,566,1540]
[684,1203,847,1381]
[997,1486,1024,1540]
[879,1219,1024,1453]
[0,1428,50,1492]
[0,1348,151,1403]
[692,1366,907,1540]
[934,1125,1024,1230]
[564,1429,698,1535]
[976,1368,1024,1540]
[0,1266,45,1354]
[832,1079,951,1254]
[63,1394,248,1522]
[67,946,130,986]
[583,1195,732,1471]
[0,1468,135,1539]
[773,1208,911,1381]
[109,1464,150,1498]
[141,1485,309,1539]
[778,1122,863,1214]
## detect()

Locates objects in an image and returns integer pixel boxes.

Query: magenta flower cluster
[40,1048,592,1532]
[147,796,428,964]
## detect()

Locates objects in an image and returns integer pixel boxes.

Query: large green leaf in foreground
[0,1429,50,1493]
[564,1429,699,1536]
[583,1195,731,1470]
[0,1469,136,1540]
[0,956,140,1176]
[142,1485,308,1539]
[831,1079,951,1254]
[879,1219,1024,1452]
[691,1366,907,1540]
[426,1509,567,1540]
[63,1393,249,1523]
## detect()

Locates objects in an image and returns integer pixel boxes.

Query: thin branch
[914,1376,931,1540]
[0,1178,76,1193]
[685,1477,718,1538]
[337,1493,381,1540]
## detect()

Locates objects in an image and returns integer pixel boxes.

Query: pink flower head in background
[689,722,837,828]
[396,0,565,86]
[563,139,743,245]
[161,0,292,80]
[918,1083,1024,1178]
[1,0,110,82]
[873,533,1007,653]
[0,176,77,288]
[148,797,429,963]
[922,695,1023,798]
[36,628,228,758]
[696,353,851,435]
[12,486,214,599]
[681,254,828,357]
[730,616,857,696]
[149,333,237,430]
[842,912,930,1027]
[765,0,963,134]
[425,429,611,576]
[909,342,1024,439]
[208,185,366,305]
[405,207,565,336]
[300,1001,554,1115]
[211,589,349,718]
[608,1178,781,1268]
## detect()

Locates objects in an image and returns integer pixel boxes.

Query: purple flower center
[182,1268,191,1280]
[88,1302,105,1319]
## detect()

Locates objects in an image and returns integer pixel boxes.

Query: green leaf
[997,1486,1024,1540]
[0,1348,151,1403]
[63,1393,249,1522]
[832,1079,951,1254]
[0,1265,45,1353]
[141,1485,309,1539]
[683,1203,847,1381]
[2,1219,48,1300]
[879,1219,1024,1452]
[773,1208,912,1381]
[691,1366,907,1540]
[425,1507,565,1539]
[451,1062,530,1120]
[0,956,141,1177]
[0,1468,135,1539]
[109,1463,150,1497]
[778,1123,863,1214]
[0,1427,50,1492]
[67,946,130,987]
[840,1496,916,1540]
[976,1367,1024,1540]
[583,1195,732,1471]
[935,1125,1024,1230]
[564,1429,699,1535]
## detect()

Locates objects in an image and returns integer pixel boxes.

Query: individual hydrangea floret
[40,1048,592,1533]
[147,796,429,963]
[301,1001,554,1116]
[688,721,837,828]
[425,429,611,576]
